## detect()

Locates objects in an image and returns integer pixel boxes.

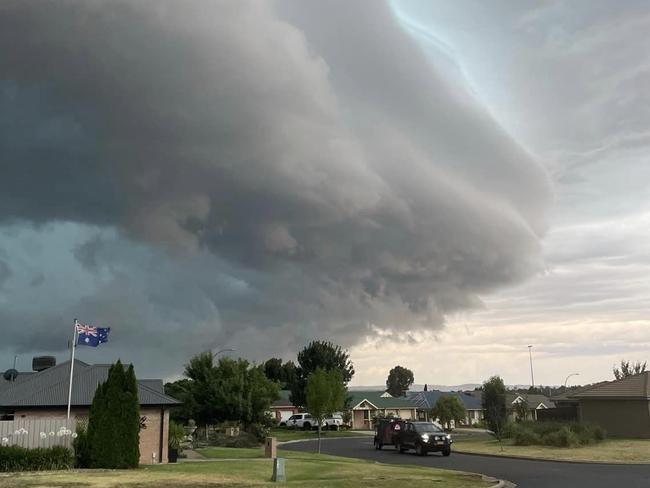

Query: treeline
[164,340,355,428]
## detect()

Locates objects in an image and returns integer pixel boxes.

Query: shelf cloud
[0,0,550,375]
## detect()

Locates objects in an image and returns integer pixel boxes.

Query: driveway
[282,437,650,488]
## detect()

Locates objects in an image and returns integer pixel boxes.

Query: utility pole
[528,345,535,388]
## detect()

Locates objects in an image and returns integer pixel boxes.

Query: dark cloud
[0,1,550,376]
[0,260,11,289]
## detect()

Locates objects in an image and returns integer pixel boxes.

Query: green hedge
[0,446,74,472]
[509,421,605,448]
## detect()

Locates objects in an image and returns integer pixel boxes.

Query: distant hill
[348,383,482,392]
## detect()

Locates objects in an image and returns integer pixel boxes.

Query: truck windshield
[416,424,443,433]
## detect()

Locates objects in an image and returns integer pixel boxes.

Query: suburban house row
[271,372,650,438]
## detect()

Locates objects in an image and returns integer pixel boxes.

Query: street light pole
[564,372,579,388]
[528,345,535,388]
[212,348,235,359]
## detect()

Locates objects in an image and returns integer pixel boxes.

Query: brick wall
[139,407,169,464]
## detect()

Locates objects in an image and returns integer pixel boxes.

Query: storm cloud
[0,0,550,376]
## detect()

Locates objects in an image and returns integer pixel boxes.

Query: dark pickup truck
[394,421,452,456]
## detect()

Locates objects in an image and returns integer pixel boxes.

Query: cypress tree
[123,364,141,467]
[87,360,141,468]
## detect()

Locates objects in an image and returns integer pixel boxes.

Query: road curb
[278,436,372,446]
[453,448,650,466]
[482,477,516,488]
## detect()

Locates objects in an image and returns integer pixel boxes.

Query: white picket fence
[0,419,75,449]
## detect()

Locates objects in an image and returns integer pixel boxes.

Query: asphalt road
[282,437,650,488]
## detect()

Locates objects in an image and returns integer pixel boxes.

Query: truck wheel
[396,442,406,453]
[442,447,451,457]
[415,443,426,456]
[303,422,311,430]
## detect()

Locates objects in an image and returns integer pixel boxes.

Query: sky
[0,1,647,388]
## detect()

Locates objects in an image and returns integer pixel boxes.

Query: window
[363,410,370,420]
[0,410,14,421]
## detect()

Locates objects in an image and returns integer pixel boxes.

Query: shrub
[593,425,606,441]
[72,425,91,468]
[0,446,73,472]
[246,422,271,443]
[169,421,186,451]
[512,426,542,446]
[500,421,517,439]
[208,431,259,448]
[542,426,579,448]
[497,420,605,448]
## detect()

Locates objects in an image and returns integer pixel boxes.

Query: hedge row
[0,446,73,472]
[509,421,605,448]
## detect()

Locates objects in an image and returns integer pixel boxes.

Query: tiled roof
[408,391,483,410]
[571,373,650,400]
[0,360,180,407]
[507,393,555,408]
[349,391,418,409]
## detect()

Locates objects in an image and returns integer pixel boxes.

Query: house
[348,391,418,430]
[0,359,180,463]
[568,372,650,438]
[506,393,555,420]
[408,390,484,426]
[269,390,299,423]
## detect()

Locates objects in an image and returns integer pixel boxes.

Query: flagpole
[66,319,78,421]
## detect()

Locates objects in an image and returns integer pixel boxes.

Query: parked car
[322,414,344,430]
[374,418,406,450]
[394,421,452,456]
[282,413,314,429]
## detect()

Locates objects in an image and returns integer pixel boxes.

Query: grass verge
[0,447,493,487]
[454,437,650,464]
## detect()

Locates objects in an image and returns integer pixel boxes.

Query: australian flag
[76,323,110,347]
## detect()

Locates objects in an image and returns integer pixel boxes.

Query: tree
[513,397,529,422]
[290,341,354,407]
[305,368,347,454]
[613,359,647,380]
[482,376,507,440]
[181,352,280,425]
[164,378,196,423]
[430,395,466,430]
[87,360,140,468]
[263,358,297,389]
[385,365,414,397]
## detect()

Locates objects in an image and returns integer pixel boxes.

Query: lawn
[454,437,650,464]
[270,428,372,443]
[0,447,494,487]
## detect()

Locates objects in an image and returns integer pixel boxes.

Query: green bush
[0,446,73,472]
[208,431,259,448]
[72,425,91,468]
[496,421,605,448]
[512,426,541,446]
[500,421,517,439]
[246,422,271,443]
[593,425,606,441]
[169,421,186,450]
[542,426,580,448]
